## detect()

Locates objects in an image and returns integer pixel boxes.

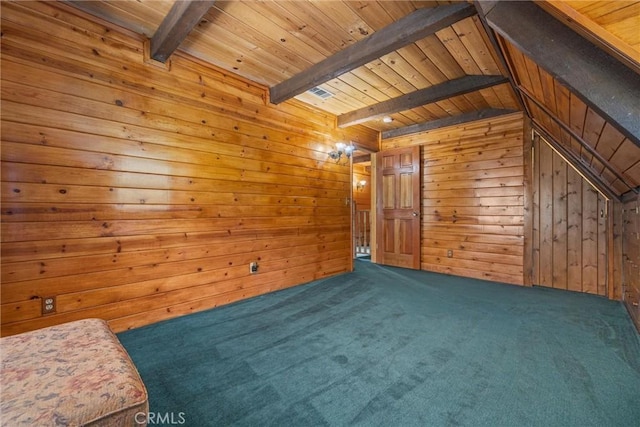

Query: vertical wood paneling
[597,197,608,296]
[382,112,525,285]
[552,154,568,289]
[539,141,554,287]
[532,137,609,296]
[501,37,640,196]
[566,166,583,291]
[0,1,377,336]
[582,185,600,294]
[532,129,541,285]
[612,201,623,300]
[622,194,640,330]
[523,119,534,286]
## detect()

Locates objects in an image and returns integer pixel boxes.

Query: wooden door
[375,146,421,269]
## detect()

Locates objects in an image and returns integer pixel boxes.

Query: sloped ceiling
[68,0,521,132]
[477,0,640,198]
[66,0,640,197]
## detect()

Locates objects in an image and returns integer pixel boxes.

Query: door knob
[412,211,419,217]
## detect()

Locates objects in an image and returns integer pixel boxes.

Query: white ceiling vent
[307,86,333,99]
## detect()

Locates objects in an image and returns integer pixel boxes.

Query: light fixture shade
[328,141,355,163]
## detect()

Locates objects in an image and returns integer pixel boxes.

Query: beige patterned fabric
[1,318,148,426]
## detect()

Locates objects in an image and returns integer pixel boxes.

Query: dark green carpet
[118,260,640,426]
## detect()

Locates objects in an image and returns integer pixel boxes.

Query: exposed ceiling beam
[269,3,476,105]
[337,75,508,128]
[478,0,640,148]
[150,0,216,63]
[382,109,517,139]
[535,1,640,76]
[472,0,527,112]
[353,154,372,164]
[520,86,636,195]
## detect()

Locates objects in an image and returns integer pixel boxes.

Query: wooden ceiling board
[271,1,362,50]
[215,1,327,67]
[624,161,640,186]
[611,140,640,173]
[393,1,450,17]
[294,91,353,116]
[238,1,337,58]
[310,0,374,40]
[430,97,460,117]
[70,0,175,37]
[74,0,515,129]
[383,46,435,88]
[583,108,607,149]
[62,0,638,196]
[567,0,640,32]
[343,0,398,31]
[501,32,640,196]
[346,67,401,102]
[366,59,417,95]
[186,1,506,128]
[436,26,480,75]
[536,0,640,72]
[477,87,502,109]
[605,13,640,51]
[449,15,504,76]
[415,34,465,80]
[199,8,311,83]
[596,123,627,160]
[182,23,287,87]
[402,43,450,85]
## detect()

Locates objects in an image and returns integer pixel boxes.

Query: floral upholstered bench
[1,318,148,426]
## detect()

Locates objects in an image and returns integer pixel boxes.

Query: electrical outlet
[42,296,56,314]
[447,250,453,258]
[250,262,259,274]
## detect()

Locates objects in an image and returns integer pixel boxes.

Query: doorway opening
[353,160,372,260]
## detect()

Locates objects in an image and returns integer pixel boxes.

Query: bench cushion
[1,318,148,426]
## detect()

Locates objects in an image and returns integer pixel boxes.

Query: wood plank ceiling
[66,0,640,197]
[68,0,520,132]
[478,0,640,198]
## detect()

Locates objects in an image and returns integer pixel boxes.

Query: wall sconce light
[328,142,355,163]
[355,179,367,191]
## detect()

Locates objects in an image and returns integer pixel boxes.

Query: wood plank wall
[381,112,526,285]
[500,37,640,196]
[353,163,371,211]
[623,194,640,330]
[531,136,611,296]
[0,1,378,336]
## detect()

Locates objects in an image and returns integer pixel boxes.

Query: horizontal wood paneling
[353,162,371,211]
[0,1,377,336]
[382,112,525,285]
